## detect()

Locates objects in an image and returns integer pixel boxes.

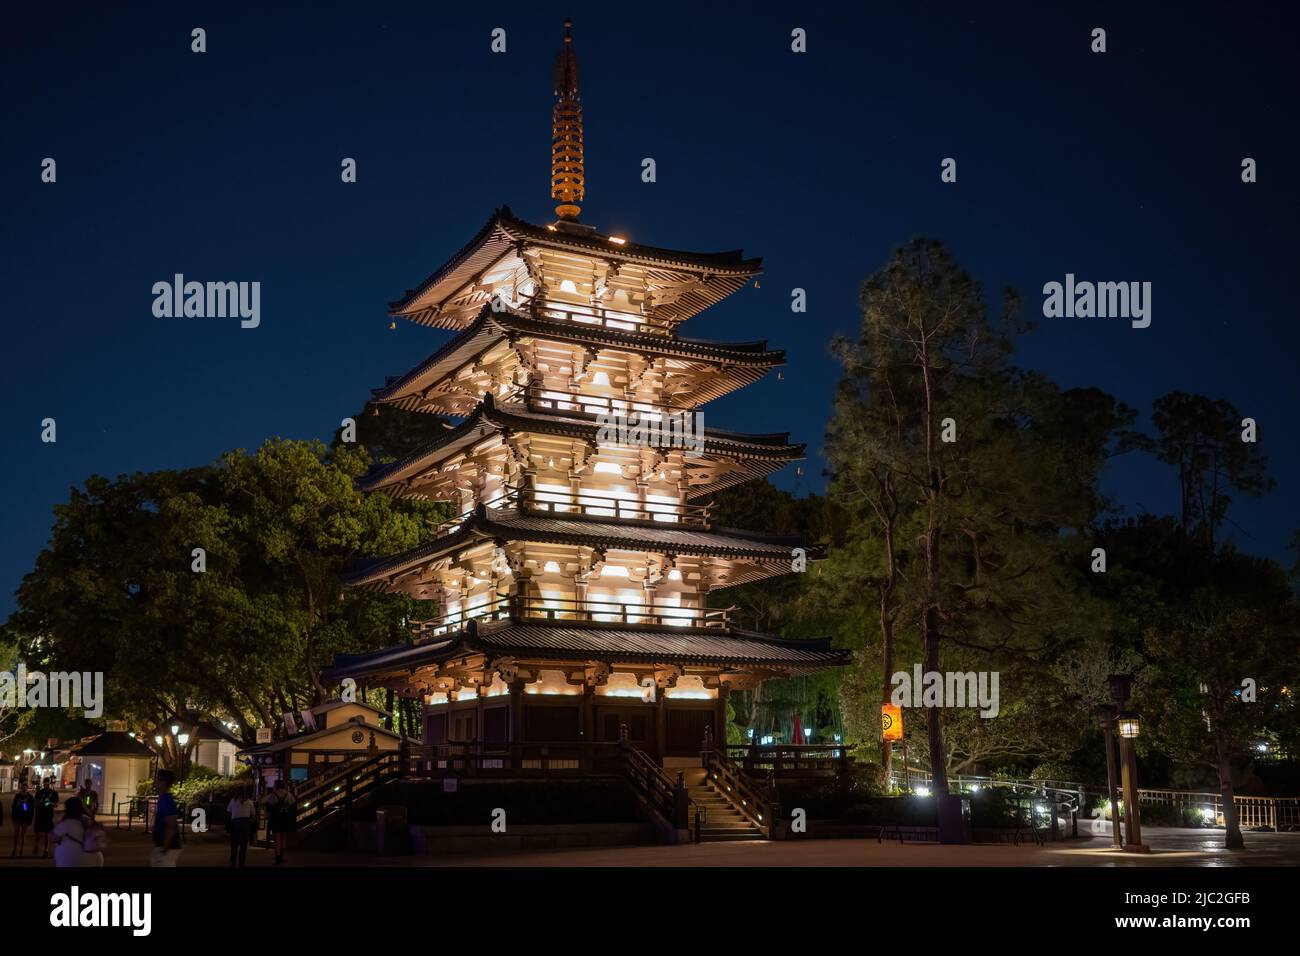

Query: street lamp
[1107,675,1148,852]
[1093,704,1123,849]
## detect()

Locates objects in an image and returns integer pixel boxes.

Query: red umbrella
[792,713,805,745]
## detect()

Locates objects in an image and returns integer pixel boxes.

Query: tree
[825,240,1132,794]
[333,402,453,463]
[7,439,447,750]
[1145,603,1298,849]
[1147,391,1274,549]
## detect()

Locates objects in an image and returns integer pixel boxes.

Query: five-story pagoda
[324,22,846,772]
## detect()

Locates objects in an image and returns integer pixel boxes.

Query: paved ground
[1,820,1297,867]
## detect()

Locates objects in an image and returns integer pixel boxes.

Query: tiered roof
[324,618,843,687]
[357,394,804,499]
[389,207,762,329]
[343,503,800,592]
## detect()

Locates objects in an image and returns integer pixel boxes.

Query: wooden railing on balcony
[519,385,697,420]
[532,302,668,334]
[519,485,712,528]
[419,592,733,638]
[436,486,712,530]
[726,742,855,779]
[703,748,778,838]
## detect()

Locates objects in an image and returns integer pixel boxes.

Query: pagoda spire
[551,19,584,221]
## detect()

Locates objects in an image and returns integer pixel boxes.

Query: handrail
[520,486,713,527]
[520,385,698,419]
[702,748,778,839]
[292,750,403,833]
[727,742,854,778]
[418,592,733,638]
[531,302,669,335]
[431,487,713,531]
[621,743,690,831]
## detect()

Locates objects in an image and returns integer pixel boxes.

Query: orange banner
[881,703,903,741]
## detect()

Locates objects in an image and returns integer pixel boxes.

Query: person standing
[9,782,34,856]
[33,778,58,858]
[76,779,99,820]
[260,779,294,865]
[225,785,255,867]
[52,797,104,867]
[150,769,183,866]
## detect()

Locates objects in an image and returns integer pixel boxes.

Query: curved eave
[370,305,785,410]
[322,620,847,685]
[342,509,801,592]
[357,398,805,495]
[388,207,763,328]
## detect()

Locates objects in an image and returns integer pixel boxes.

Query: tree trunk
[1216,739,1244,850]
[924,602,949,794]
[879,608,894,783]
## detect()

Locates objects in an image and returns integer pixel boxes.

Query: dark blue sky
[3,1,1297,614]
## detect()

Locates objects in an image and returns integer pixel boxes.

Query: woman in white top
[52,797,104,867]
[226,786,256,867]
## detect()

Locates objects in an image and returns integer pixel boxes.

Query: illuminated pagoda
[325,21,845,781]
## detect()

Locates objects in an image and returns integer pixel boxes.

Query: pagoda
[325,21,846,776]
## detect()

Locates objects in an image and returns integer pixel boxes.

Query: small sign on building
[256,727,272,744]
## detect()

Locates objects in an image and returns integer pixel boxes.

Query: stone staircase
[687,781,764,842]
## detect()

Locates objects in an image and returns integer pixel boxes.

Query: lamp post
[1107,674,1148,852]
[1093,704,1123,849]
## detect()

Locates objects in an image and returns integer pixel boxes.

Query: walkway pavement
[2,821,1296,867]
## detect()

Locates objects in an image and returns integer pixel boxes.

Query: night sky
[3,2,1297,615]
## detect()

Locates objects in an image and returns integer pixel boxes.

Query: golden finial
[551,19,584,221]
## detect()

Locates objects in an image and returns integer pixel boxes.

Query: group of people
[2,771,297,867]
[6,777,99,860]
[5,776,103,865]
[231,778,296,866]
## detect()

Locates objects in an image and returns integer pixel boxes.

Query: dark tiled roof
[357,395,804,495]
[237,721,402,756]
[342,506,799,589]
[322,619,846,683]
[68,732,154,758]
[371,305,784,410]
[389,206,762,320]
[472,620,847,667]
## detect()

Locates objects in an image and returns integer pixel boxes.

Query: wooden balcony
[417,592,733,638]
[519,385,697,420]
[531,301,670,335]
[519,485,712,528]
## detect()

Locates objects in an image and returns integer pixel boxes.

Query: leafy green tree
[824,240,1133,794]
[1144,603,1298,849]
[8,439,447,753]
[1146,391,1274,549]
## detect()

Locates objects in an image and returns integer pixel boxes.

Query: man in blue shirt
[150,769,183,866]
